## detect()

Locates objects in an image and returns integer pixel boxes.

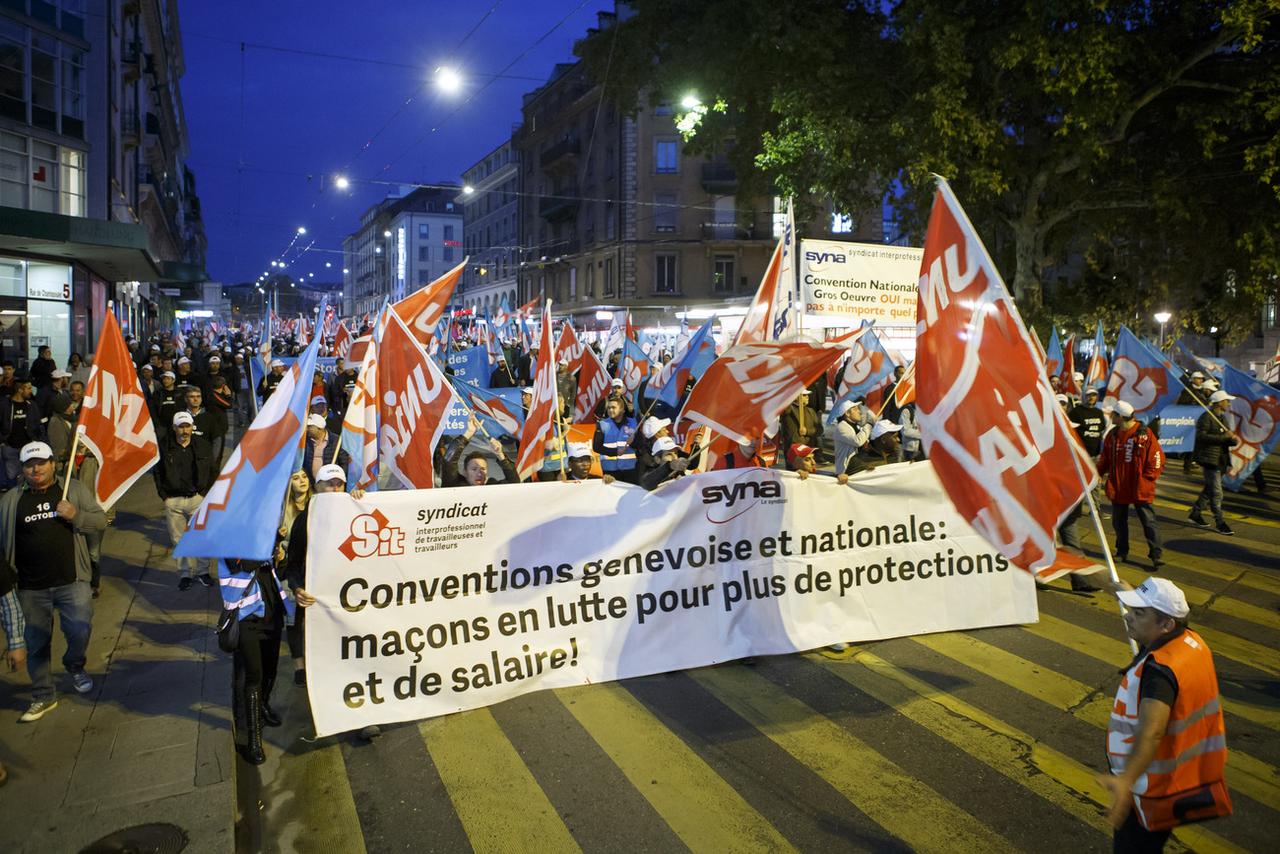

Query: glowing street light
[297,226,307,235]
[334,175,350,190]
[435,66,462,94]
[383,229,392,238]
[342,268,350,274]
[680,93,701,110]
[1154,311,1172,347]
[325,261,332,268]
[462,185,475,195]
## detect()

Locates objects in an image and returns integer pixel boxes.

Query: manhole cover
[80,823,188,854]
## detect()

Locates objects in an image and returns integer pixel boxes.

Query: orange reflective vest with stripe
[1107,629,1232,831]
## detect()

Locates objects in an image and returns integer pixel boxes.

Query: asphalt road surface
[238,463,1279,853]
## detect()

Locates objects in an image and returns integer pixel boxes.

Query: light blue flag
[174,334,322,561]
[1045,327,1063,379]
[1219,364,1280,491]
[448,378,526,438]
[649,316,716,407]
[1102,325,1181,419]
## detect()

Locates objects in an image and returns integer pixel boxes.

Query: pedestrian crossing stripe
[817,650,1247,854]
[1153,495,1280,530]
[691,665,1012,853]
[274,741,366,852]
[555,682,797,852]
[1026,612,1280,728]
[421,707,580,853]
[912,632,1280,812]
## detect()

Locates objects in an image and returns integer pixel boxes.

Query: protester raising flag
[830,326,897,415]
[1218,364,1280,491]
[175,333,322,561]
[914,178,1099,582]
[377,309,460,489]
[341,316,381,491]
[391,257,467,348]
[77,311,159,509]
[1102,325,1182,419]
[649,316,717,407]
[516,301,560,481]
[332,320,353,360]
[556,320,610,420]
[1085,321,1108,390]
[679,340,846,443]
[619,337,651,405]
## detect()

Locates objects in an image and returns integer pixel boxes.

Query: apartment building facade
[457,138,518,315]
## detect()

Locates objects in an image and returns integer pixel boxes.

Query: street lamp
[462,185,475,195]
[680,94,701,110]
[297,226,307,235]
[334,175,350,190]
[1154,311,1171,347]
[435,66,462,94]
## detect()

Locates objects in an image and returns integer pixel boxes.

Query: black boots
[244,688,266,765]
[261,678,282,728]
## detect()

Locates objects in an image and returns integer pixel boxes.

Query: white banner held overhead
[800,239,923,324]
[304,462,1037,737]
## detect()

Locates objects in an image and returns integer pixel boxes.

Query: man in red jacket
[1097,401,1165,571]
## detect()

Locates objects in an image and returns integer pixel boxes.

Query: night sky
[179,0,615,287]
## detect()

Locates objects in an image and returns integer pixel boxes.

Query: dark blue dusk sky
[179,0,615,285]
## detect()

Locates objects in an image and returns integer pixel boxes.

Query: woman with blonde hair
[277,469,312,686]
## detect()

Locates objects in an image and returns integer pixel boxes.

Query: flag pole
[1166,371,1233,434]
[872,362,916,420]
[61,428,82,500]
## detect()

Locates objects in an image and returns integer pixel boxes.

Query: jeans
[1112,502,1162,560]
[1058,500,1084,550]
[1,444,21,487]
[18,581,93,702]
[164,495,204,578]
[1192,466,1225,525]
[236,389,252,429]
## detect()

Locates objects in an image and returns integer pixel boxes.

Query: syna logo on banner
[701,474,785,523]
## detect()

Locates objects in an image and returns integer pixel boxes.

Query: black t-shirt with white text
[15,487,76,589]
[6,399,28,448]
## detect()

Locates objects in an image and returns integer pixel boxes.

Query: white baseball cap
[172,411,194,427]
[51,369,71,379]
[1117,577,1190,619]
[1085,387,1098,397]
[177,356,191,365]
[1203,379,1220,391]
[1208,390,1235,405]
[610,378,624,388]
[306,413,327,429]
[1072,371,1084,382]
[832,399,857,418]
[651,436,678,454]
[521,387,533,395]
[1113,400,1135,418]
[870,419,903,440]
[1054,393,1070,405]
[315,463,347,483]
[1190,371,1205,379]
[567,442,592,459]
[310,395,327,408]
[19,441,53,463]
[642,416,671,438]
[161,370,176,379]
[271,359,285,368]
[208,355,221,363]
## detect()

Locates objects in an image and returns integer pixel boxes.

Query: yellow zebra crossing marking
[818,650,1246,854]
[1112,567,1280,633]
[556,683,796,853]
[263,741,367,853]
[691,666,1013,853]
[421,708,580,853]
[912,632,1280,811]
[1153,495,1280,530]
[1025,612,1280,728]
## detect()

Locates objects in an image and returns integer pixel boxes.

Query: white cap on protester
[870,419,903,440]
[1191,371,1205,379]
[1072,371,1084,382]
[51,369,71,379]
[316,464,347,484]
[172,411,194,427]
[208,355,221,363]
[177,356,190,365]
[567,442,592,459]
[1208,390,1235,404]
[1054,393,1070,406]
[271,359,285,368]
[306,413,327,429]
[1204,379,1220,391]
[19,441,53,463]
[651,436,678,454]
[1113,400,1135,418]
[610,378,624,388]
[642,416,671,438]
[1117,577,1190,619]
[833,399,859,419]
[310,395,327,407]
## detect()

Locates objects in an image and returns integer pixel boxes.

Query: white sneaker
[19,699,58,722]
[71,672,94,694]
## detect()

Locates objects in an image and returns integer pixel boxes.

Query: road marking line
[421,708,580,854]
[816,650,1243,854]
[1153,496,1280,530]
[555,683,795,853]
[267,742,367,854]
[1112,567,1280,633]
[912,632,1280,811]
[691,666,1011,854]
[1026,613,1280,727]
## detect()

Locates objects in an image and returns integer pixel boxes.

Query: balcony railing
[540,137,580,170]
[700,222,769,240]
[701,161,738,194]
[539,189,580,223]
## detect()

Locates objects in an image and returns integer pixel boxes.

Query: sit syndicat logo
[339,510,405,560]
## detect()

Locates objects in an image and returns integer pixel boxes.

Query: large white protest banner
[800,239,922,324]
[304,462,1037,736]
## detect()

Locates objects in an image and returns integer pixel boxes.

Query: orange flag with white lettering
[516,301,560,481]
[391,257,468,349]
[377,310,460,489]
[916,179,1098,581]
[78,313,159,509]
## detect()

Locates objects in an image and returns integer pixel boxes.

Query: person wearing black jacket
[155,412,215,590]
[29,346,56,389]
[152,371,182,441]
[1188,390,1240,536]
[640,437,690,491]
[0,376,43,487]
[442,415,519,486]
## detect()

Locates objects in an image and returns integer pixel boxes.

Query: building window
[654,101,673,116]
[568,266,577,301]
[443,224,455,241]
[605,202,616,240]
[418,246,430,263]
[713,255,735,294]
[653,193,678,233]
[30,139,56,212]
[0,132,28,207]
[603,258,614,297]
[654,139,678,174]
[831,212,855,233]
[58,146,83,215]
[60,46,83,138]
[443,247,454,262]
[773,197,787,238]
[654,254,677,294]
[418,223,429,239]
[0,21,25,122]
[585,261,595,297]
